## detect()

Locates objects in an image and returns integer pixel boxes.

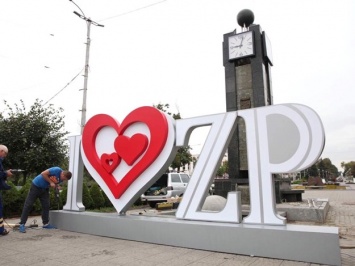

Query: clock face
[228,31,255,60]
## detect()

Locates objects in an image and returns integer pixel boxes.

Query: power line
[98,0,167,22]
[43,0,168,106]
[43,68,83,106]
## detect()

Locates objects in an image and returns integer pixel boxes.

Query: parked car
[336,177,343,182]
[141,172,190,208]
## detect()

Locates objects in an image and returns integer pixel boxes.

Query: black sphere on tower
[237,9,254,28]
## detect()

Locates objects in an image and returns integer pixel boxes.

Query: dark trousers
[20,183,50,225]
[0,194,4,233]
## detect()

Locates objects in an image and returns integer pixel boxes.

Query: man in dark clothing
[0,144,13,236]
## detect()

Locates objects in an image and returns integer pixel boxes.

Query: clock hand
[240,36,245,46]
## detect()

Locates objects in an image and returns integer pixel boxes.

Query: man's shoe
[43,224,56,229]
[19,224,26,233]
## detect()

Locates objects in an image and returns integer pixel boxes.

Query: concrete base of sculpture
[50,210,341,265]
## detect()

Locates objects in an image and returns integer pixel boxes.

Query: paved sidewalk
[1,184,355,265]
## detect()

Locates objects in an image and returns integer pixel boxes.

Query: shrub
[89,183,105,209]
[2,181,22,217]
[292,180,302,185]
[82,182,93,209]
[102,190,113,208]
[62,185,68,207]
[50,186,63,210]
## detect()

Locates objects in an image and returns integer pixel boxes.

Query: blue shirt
[32,166,62,189]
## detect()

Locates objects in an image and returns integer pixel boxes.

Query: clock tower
[216,9,274,196]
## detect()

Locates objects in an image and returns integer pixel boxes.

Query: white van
[140,173,190,208]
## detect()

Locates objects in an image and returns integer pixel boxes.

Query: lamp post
[70,0,104,133]
[63,1,104,212]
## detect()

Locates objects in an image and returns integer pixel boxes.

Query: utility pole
[70,0,104,133]
[66,1,104,212]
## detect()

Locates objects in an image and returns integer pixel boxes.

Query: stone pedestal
[236,185,250,205]
[214,179,238,198]
[50,210,341,265]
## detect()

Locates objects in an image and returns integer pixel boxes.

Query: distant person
[18,166,72,233]
[0,144,13,236]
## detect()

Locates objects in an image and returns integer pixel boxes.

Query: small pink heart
[114,134,148,166]
[101,153,121,174]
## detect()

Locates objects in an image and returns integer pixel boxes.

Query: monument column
[215,9,273,197]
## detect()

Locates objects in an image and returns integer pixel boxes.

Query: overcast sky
[1,0,354,171]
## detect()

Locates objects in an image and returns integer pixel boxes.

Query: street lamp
[70,0,104,133]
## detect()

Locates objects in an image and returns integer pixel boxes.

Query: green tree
[216,161,228,177]
[170,147,192,171]
[154,103,180,119]
[319,158,338,181]
[0,99,69,185]
[154,103,193,171]
[341,161,355,178]
[89,183,105,209]
[305,158,339,181]
[307,163,319,177]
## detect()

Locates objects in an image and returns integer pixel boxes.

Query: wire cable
[43,1,168,106]
[43,68,83,106]
[98,0,167,22]
[4,219,14,230]
[4,218,38,231]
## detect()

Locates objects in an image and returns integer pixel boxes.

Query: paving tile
[2,184,355,266]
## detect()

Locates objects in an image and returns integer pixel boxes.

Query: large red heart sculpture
[82,106,168,199]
